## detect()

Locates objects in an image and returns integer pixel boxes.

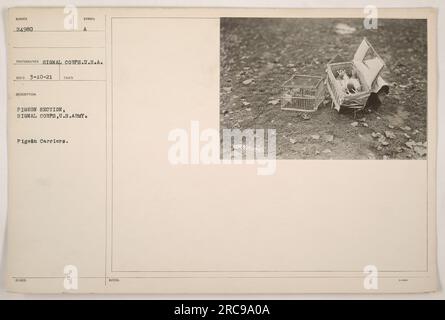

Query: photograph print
[220,18,428,160]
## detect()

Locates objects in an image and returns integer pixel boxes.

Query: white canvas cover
[353,38,385,88]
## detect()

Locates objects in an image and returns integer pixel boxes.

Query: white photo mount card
[6,7,438,293]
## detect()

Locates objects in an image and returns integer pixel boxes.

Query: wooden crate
[326,38,388,112]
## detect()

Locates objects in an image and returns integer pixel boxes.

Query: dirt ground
[220,18,428,159]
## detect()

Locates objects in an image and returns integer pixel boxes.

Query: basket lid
[353,38,385,87]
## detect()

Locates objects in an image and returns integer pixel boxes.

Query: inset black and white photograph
[220,18,428,159]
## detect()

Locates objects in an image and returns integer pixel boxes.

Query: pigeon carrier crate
[281,74,325,112]
[326,38,388,112]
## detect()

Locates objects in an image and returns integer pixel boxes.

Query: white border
[0,0,443,300]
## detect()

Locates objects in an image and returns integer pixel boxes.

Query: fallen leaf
[351,122,359,127]
[242,79,254,85]
[405,140,416,149]
[268,99,280,105]
[385,131,396,139]
[324,135,334,142]
[378,135,389,146]
[322,148,332,153]
[414,146,427,156]
[311,134,320,140]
